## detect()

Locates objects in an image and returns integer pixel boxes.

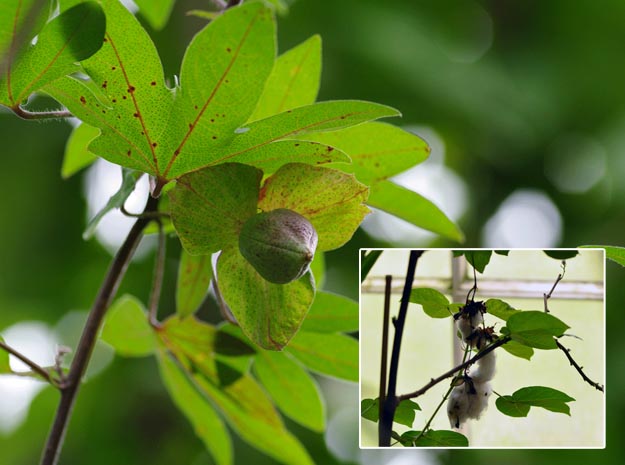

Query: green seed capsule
[239,208,318,284]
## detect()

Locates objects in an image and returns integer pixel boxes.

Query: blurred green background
[1,0,623,464]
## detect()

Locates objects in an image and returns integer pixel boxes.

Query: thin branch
[40,195,159,465]
[120,203,169,220]
[466,258,477,304]
[149,220,166,327]
[397,335,511,403]
[12,106,73,120]
[0,340,57,387]
[378,275,392,425]
[379,250,423,447]
[544,260,565,312]
[555,339,604,392]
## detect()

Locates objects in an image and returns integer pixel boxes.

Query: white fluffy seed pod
[471,350,496,383]
[457,312,484,342]
[447,379,492,429]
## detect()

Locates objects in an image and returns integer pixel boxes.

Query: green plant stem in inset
[410,344,471,445]
[40,195,159,465]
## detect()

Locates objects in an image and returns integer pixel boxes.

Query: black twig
[397,336,511,402]
[555,340,604,392]
[379,251,423,446]
[378,275,392,426]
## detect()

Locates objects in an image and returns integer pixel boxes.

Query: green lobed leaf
[485,298,520,321]
[408,287,451,318]
[161,2,275,180]
[300,291,358,333]
[158,318,314,465]
[544,250,579,260]
[496,386,575,418]
[83,168,139,240]
[212,139,350,174]
[367,180,464,242]
[43,0,174,176]
[209,100,400,169]
[399,429,468,447]
[286,331,358,381]
[258,163,370,251]
[581,245,625,267]
[0,336,12,373]
[1,2,105,106]
[361,250,382,282]
[249,35,321,122]
[176,249,213,318]
[0,0,48,62]
[303,122,430,184]
[135,0,175,30]
[505,311,570,350]
[101,294,156,357]
[462,250,493,273]
[62,122,99,179]
[253,350,325,432]
[217,247,316,350]
[157,350,232,465]
[169,163,262,255]
[500,340,534,360]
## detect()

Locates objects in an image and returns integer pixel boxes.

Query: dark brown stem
[12,106,73,120]
[377,275,392,432]
[0,340,57,386]
[555,339,604,392]
[149,220,166,327]
[396,335,511,403]
[40,195,159,465]
[544,261,565,313]
[379,250,423,446]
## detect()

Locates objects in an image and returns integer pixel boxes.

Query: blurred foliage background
[1,0,623,464]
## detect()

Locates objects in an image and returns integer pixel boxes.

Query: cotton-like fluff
[447,379,492,429]
[457,311,483,341]
[471,350,496,383]
[447,352,495,428]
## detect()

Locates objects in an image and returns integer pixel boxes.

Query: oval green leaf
[286,331,358,381]
[101,294,156,357]
[408,287,451,318]
[176,249,213,318]
[254,350,325,432]
[506,311,570,350]
[300,291,358,333]
[367,180,464,242]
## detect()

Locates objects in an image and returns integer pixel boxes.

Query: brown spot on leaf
[174,149,180,155]
[102,81,107,89]
[128,86,135,93]
[226,47,232,53]
[294,143,300,147]
[122,96,127,100]
[150,81,156,86]
[127,150,131,156]
[212,136,217,140]
[103,38,108,42]
[133,112,139,118]
[152,142,157,148]
[80,96,86,104]
[112,98,117,103]
[111,66,116,70]
[188,123,193,128]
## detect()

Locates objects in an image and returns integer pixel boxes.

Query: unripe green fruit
[239,208,318,284]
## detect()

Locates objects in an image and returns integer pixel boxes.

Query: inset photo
[360,249,605,448]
